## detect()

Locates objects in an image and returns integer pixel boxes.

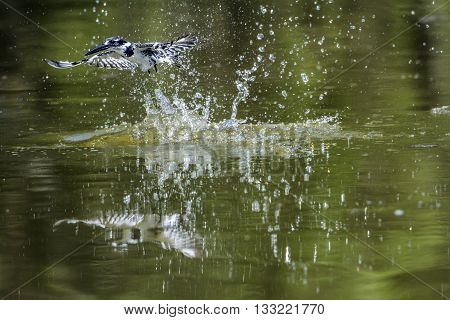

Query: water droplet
[318,36,325,46]
[300,73,309,84]
[252,200,260,212]
[394,209,404,217]
[257,33,264,40]
[260,5,267,14]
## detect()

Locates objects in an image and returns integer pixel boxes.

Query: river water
[0,0,449,299]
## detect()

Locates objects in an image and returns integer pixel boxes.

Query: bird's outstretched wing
[44,51,137,70]
[137,34,198,61]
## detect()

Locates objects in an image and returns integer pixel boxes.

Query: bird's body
[44,34,198,73]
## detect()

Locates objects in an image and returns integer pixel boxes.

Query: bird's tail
[43,58,86,69]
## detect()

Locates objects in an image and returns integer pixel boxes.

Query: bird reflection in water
[54,213,205,258]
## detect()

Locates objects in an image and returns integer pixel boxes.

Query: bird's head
[85,36,131,56]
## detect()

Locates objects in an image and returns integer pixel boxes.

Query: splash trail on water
[62,87,341,146]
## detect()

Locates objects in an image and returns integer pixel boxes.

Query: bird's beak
[85,44,110,56]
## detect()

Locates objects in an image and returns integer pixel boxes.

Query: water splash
[431,106,449,115]
[64,104,341,146]
[132,90,210,143]
[230,64,259,121]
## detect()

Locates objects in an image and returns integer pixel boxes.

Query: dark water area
[0,0,449,299]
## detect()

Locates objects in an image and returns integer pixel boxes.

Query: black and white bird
[44,34,198,73]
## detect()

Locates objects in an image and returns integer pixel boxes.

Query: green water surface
[0,0,449,299]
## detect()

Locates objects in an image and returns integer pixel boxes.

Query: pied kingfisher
[44,34,198,73]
